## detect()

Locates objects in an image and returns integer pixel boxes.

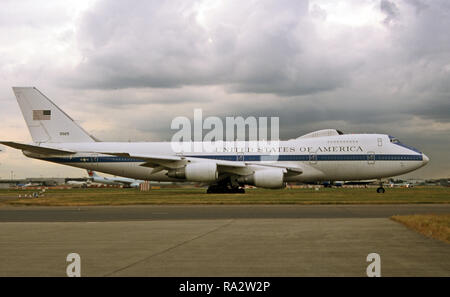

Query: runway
[1,204,449,222]
[0,204,449,276]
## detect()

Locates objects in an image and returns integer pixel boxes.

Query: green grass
[0,186,448,206]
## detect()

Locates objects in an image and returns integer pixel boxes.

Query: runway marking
[103,219,235,276]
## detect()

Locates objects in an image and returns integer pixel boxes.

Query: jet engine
[237,168,285,189]
[167,163,218,182]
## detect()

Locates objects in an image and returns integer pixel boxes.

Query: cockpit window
[388,135,421,153]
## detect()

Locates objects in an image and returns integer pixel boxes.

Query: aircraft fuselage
[23,133,428,183]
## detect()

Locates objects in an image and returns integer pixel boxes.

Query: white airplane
[87,170,143,188]
[0,87,429,193]
[66,180,89,188]
[18,182,42,187]
[389,180,414,188]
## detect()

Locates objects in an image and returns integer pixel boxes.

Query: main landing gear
[207,185,245,193]
[376,180,385,193]
[206,178,245,194]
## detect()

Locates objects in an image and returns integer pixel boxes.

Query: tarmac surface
[0,204,449,276]
[1,204,450,222]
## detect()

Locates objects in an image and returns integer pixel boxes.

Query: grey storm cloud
[63,0,450,107]
[380,0,399,25]
[64,0,450,138]
[65,0,356,96]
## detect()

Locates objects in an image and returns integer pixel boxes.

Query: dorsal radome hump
[297,129,344,139]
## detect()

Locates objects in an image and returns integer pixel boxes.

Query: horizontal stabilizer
[0,141,75,155]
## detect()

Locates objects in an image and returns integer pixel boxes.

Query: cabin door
[367,152,375,165]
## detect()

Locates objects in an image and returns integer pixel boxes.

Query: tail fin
[12,87,97,143]
[87,170,98,177]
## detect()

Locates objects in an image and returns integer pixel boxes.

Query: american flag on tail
[33,110,51,120]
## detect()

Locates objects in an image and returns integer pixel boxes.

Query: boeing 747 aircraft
[0,87,429,193]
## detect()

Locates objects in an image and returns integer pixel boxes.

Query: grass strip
[391,214,450,244]
[0,186,448,206]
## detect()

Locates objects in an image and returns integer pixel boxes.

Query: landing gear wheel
[206,183,245,194]
[231,187,245,194]
[206,176,246,194]
[206,185,219,194]
[376,187,385,194]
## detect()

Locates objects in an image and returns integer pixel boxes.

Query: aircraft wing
[101,152,188,169]
[214,161,302,176]
[0,141,75,155]
[101,152,301,176]
[245,162,303,176]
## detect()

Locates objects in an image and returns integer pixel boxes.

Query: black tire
[231,187,245,194]
[207,185,218,193]
[207,185,245,194]
[376,187,385,194]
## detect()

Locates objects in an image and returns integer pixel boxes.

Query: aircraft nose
[422,153,429,165]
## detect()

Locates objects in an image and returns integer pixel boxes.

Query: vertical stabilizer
[12,87,96,143]
[87,170,98,177]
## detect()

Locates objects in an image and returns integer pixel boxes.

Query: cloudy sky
[0,0,449,179]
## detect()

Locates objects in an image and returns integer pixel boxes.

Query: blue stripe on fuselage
[38,154,423,164]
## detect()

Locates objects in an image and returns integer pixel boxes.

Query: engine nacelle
[167,163,218,182]
[238,169,286,189]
